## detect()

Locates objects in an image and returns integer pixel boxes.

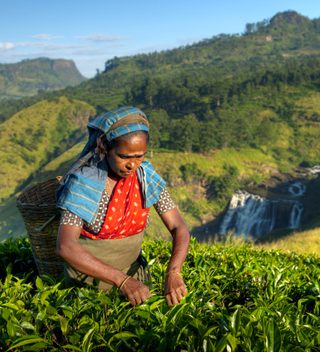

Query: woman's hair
[99,130,149,154]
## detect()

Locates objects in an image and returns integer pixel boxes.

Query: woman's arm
[158,208,190,306]
[56,224,151,305]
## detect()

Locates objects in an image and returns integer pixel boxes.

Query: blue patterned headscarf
[78,106,150,158]
[56,106,165,224]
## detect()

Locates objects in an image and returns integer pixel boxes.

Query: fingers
[165,285,187,306]
[119,273,188,307]
[164,273,188,306]
[120,277,151,306]
[166,291,179,306]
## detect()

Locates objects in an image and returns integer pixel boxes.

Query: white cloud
[78,34,123,42]
[2,41,88,51]
[32,34,63,40]
[0,41,47,50]
[19,41,47,48]
[0,42,16,50]
[34,43,88,52]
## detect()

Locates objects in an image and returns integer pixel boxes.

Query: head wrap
[56,106,165,224]
[79,106,150,158]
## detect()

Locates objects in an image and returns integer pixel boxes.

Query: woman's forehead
[116,132,148,144]
[115,133,148,151]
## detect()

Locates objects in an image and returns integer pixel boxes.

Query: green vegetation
[2,11,320,239]
[1,236,320,351]
[2,12,320,164]
[0,97,95,201]
[1,11,320,350]
[0,58,86,102]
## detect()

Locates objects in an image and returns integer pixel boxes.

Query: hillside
[0,96,95,201]
[259,226,320,256]
[1,11,320,243]
[2,12,320,167]
[61,11,320,110]
[0,58,86,100]
[2,11,320,121]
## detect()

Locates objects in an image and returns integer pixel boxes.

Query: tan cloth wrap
[65,232,149,291]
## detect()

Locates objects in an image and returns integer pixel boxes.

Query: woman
[56,106,190,306]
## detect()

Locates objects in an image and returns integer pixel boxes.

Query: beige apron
[65,232,151,291]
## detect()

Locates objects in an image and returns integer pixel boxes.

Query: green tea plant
[1,236,320,351]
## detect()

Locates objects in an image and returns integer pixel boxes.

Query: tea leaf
[7,335,46,351]
[81,326,96,352]
[265,319,281,352]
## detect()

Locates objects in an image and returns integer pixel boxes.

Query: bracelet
[118,276,131,290]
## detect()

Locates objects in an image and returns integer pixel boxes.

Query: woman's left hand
[164,271,187,306]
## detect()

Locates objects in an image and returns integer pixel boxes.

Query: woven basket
[16,176,65,278]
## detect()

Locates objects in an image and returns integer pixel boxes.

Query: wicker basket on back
[16,176,64,278]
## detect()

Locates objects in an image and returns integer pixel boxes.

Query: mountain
[0,58,87,100]
[1,11,320,242]
[2,11,320,118]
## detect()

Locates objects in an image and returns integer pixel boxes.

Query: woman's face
[106,133,148,179]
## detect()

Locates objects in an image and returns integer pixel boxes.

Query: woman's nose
[126,160,135,170]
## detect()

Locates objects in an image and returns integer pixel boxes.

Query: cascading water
[288,202,304,229]
[288,181,306,197]
[219,190,304,238]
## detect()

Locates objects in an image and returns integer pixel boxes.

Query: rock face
[219,189,304,238]
[0,58,86,99]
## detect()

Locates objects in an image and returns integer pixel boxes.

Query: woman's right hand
[119,276,151,305]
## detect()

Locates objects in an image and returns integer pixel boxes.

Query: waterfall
[219,190,303,238]
[288,202,304,229]
[288,181,306,197]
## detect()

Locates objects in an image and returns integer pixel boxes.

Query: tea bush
[1,236,320,351]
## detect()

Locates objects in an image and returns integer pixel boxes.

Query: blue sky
[1,0,320,77]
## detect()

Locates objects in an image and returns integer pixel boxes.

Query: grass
[258,227,320,257]
[148,147,280,179]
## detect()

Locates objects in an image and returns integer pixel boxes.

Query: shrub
[206,165,240,202]
[1,236,320,351]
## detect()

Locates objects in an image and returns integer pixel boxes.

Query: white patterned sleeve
[60,210,84,228]
[154,187,176,215]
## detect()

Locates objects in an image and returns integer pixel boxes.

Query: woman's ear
[96,136,107,155]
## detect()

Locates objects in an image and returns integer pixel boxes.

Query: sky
[1,0,320,78]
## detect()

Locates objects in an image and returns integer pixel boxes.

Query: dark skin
[57,132,190,306]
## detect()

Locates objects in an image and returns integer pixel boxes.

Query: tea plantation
[1,236,320,351]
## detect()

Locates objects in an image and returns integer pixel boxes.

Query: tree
[143,78,158,107]
[245,23,256,35]
[169,114,200,152]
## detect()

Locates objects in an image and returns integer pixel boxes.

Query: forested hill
[2,11,320,174]
[60,11,320,165]
[2,10,320,117]
[2,10,320,239]
[0,58,86,100]
[69,10,320,102]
